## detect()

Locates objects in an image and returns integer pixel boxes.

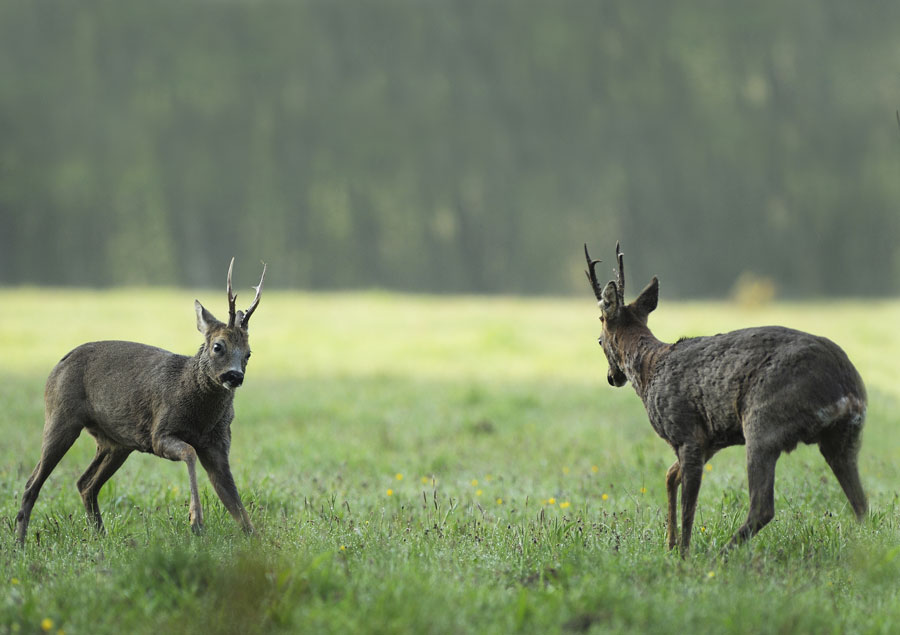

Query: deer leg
[677,446,704,558]
[77,446,132,532]
[819,425,868,520]
[726,445,778,549]
[198,448,255,534]
[15,418,82,546]
[154,437,204,534]
[77,447,108,529]
[665,460,682,550]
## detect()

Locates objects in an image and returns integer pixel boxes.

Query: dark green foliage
[0,1,898,295]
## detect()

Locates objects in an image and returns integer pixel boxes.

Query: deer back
[45,340,234,452]
[642,326,865,452]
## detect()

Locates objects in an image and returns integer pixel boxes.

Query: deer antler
[239,262,267,330]
[226,257,238,328]
[584,244,603,302]
[615,241,625,305]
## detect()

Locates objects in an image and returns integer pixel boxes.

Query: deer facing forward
[15,259,265,545]
[584,243,867,556]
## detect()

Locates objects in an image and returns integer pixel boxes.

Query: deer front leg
[154,436,204,534]
[665,460,682,550]
[198,447,254,535]
[677,445,705,558]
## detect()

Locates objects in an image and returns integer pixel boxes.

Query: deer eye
[598,337,603,346]
[212,342,225,354]
[245,352,251,361]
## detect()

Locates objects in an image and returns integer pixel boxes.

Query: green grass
[1,289,899,634]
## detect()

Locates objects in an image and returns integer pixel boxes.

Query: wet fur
[588,245,867,556]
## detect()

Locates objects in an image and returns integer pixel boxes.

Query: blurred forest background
[0,0,898,297]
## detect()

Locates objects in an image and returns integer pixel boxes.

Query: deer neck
[191,347,235,399]
[620,325,666,399]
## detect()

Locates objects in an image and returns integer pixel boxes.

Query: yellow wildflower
[470,479,478,487]
[395,473,403,481]
[591,465,599,473]
[560,501,571,509]
[41,619,53,632]
[496,498,503,505]
[601,493,609,501]
[386,489,393,497]
[548,497,556,505]
[475,489,483,497]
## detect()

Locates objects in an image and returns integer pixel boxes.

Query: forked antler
[225,258,267,329]
[240,262,267,329]
[585,242,626,305]
[584,244,603,302]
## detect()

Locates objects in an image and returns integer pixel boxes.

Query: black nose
[221,370,244,387]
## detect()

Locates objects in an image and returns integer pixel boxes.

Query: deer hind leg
[15,414,83,545]
[818,424,867,520]
[725,444,778,550]
[665,461,682,550]
[77,445,132,533]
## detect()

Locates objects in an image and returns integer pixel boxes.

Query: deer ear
[195,300,222,335]
[633,277,659,317]
[600,281,620,319]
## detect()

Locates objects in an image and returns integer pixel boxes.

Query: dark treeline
[1,1,898,297]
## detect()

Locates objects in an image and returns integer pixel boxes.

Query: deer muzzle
[220,370,244,389]
[608,368,627,387]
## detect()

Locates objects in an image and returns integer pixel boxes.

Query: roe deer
[15,259,266,545]
[584,243,867,556]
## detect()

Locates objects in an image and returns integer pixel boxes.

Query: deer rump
[647,326,866,456]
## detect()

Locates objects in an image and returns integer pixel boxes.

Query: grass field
[1,289,899,634]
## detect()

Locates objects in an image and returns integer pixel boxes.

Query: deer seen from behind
[584,243,867,556]
[15,259,266,546]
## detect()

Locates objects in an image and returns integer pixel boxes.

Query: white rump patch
[817,395,865,427]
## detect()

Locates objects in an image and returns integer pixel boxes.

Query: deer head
[195,258,267,390]
[584,242,658,387]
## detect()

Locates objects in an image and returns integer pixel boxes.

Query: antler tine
[584,244,603,302]
[239,261,267,329]
[226,257,237,328]
[615,241,625,304]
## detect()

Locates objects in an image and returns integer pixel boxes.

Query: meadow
[1,289,899,634]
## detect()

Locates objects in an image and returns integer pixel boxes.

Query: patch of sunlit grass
[1,290,899,634]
